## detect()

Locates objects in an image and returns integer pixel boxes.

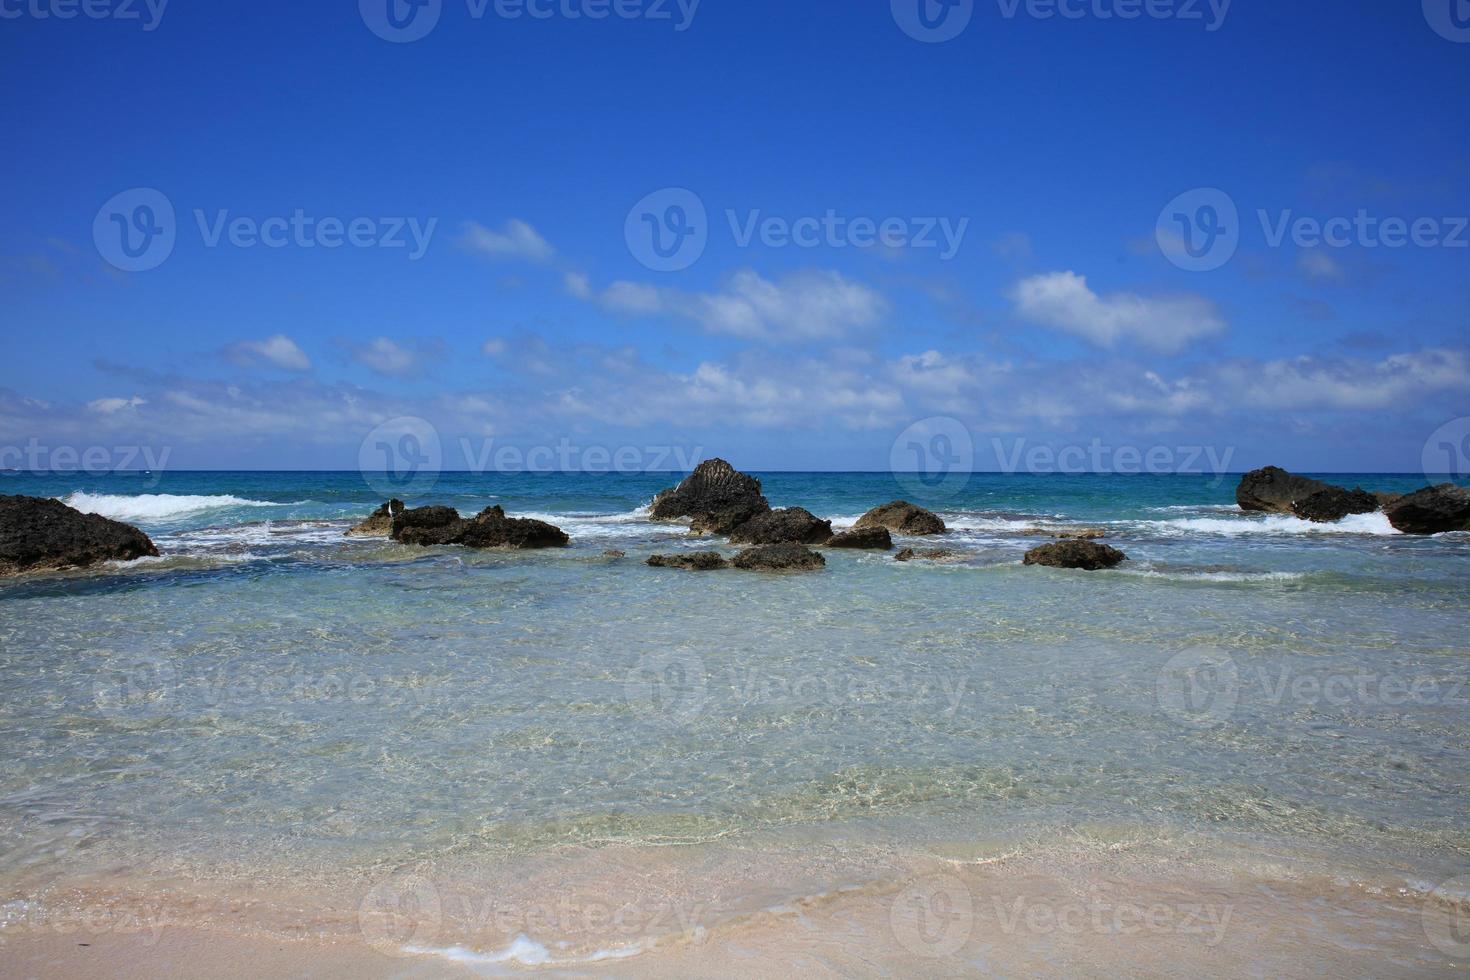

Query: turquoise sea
[1,470,1467,968]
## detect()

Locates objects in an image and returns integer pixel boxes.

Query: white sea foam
[1140,511,1399,538]
[405,932,654,967]
[1118,568,1308,583]
[60,492,292,523]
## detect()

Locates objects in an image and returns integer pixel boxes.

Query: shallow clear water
[1,470,1467,957]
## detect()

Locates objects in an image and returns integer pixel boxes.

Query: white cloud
[351,337,432,378]
[1297,250,1345,283]
[563,271,592,299]
[227,334,312,372]
[481,338,507,357]
[458,219,555,263]
[593,269,889,343]
[87,396,146,414]
[1215,349,1470,411]
[1011,271,1226,353]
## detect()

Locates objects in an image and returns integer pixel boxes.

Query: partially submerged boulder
[651,459,770,534]
[894,548,961,563]
[732,543,826,572]
[1291,487,1379,524]
[1236,466,1333,514]
[0,494,159,576]
[827,527,893,550]
[647,551,728,571]
[392,505,569,549]
[1026,527,1108,540]
[345,499,404,537]
[728,507,832,545]
[1384,484,1470,535]
[855,500,946,536]
[1023,540,1127,571]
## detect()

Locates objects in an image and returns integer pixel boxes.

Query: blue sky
[2,0,1468,472]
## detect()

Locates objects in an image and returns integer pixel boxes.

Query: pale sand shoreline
[3,836,1465,977]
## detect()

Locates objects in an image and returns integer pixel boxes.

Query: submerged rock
[647,551,728,571]
[894,547,961,563]
[826,527,893,549]
[392,505,569,549]
[1023,539,1127,571]
[1235,466,1334,514]
[855,500,946,536]
[0,494,159,576]
[1291,487,1379,524]
[1026,527,1108,540]
[732,543,826,572]
[651,459,770,534]
[728,507,832,545]
[1384,484,1470,534]
[345,499,404,537]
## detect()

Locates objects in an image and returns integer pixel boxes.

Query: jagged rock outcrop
[391,505,569,549]
[1022,540,1127,571]
[1291,487,1380,524]
[854,500,946,536]
[647,551,728,571]
[650,459,770,534]
[728,507,832,545]
[826,527,893,549]
[1384,484,1470,535]
[732,543,826,572]
[0,494,159,576]
[345,499,404,537]
[1236,466,1334,514]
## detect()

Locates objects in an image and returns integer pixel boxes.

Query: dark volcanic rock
[1026,527,1107,540]
[1236,466,1334,514]
[345,499,404,537]
[855,500,946,536]
[651,459,770,534]
[1022,540,1127,571]
[1291,487,1380,523]
[392,505,568,549]
[732,543,826,572]
[1385,484,1470,535]
[728,507,832,545]
[0,494,159,576]
[826,527,893,550]
[647,551,728,571]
